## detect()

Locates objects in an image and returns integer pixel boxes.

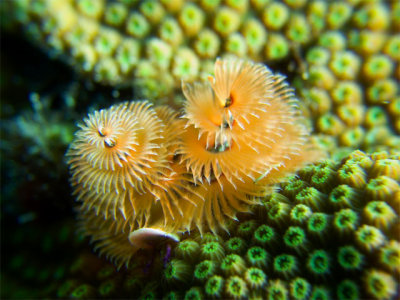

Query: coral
[119,150,399,299]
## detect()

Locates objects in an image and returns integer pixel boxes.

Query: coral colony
[67,57,319,266]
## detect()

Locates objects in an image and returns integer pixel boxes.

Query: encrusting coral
[66,57,320,267]
[55,150,400,299]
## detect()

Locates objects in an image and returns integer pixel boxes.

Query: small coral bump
[281,177,308,198]
[126,12,150,39]
[266,280,289,300]
[307,1,327,34]
[364,269,397,300]
[104,2,128,27]
[326,2,352,29]
[76,0,104,19]
[337,245,364,271]
[98,279,118,298]
[348,30,386,56]
[289,277,311,300]
[244,267,267,289]
[70,284,97,299]
[140,0,165,24]
[225,237,247,254]
[213,7,241,37]
[194,260,216,282]
[236,220,258,238]
[339,127,365,148]
[328,184,359,209]
[295,187,326,210]
[367,79,398,105]
[346,150,373,169]
[310,286,331,300]
[225,276,248,299]
[336,280,360,300]
[318,30,346,52]
[307,213,331,239]
[283,0,306,9]
[330,81,363,105]
[226,0,249,13]
[383,35,400,62]
[304,88,332,116]
[366,176,400,201]
[242,18,267,56]
[158,17,183,47]
[246,246,268,268]
[306,47,330,67]
[160,0,183,13]
[175,239,200,261]
[225,33,247,57]
[333,208,358,235]
[116,38,140,74]
[267,201,291,225]
[184,287,203,300]
[365,106,388,128]
[146,38,173,69]
[221,254,246,275]
[273,254,298,279]
[290,204,312,225]
[307,250,331,276]
[194,29,221,59]
[364,200,397,231]
[337,104,365,127]
[355,225,386,252]
[164,259,191,285]
[172,47,200,82]
[379,240,400,274]
[309,167,336,193]
[262,2,289,31]
[253,224,277,246]
[363,54,394,81]
[371,158,400,181]
[205,275,224,298]
[329,50,361,80]
[338,162,367,189]
[285,14,310,44]
[94,29,121,56]
[353,2,390,31]
[264,33,290,61]
[178,3,204,37]
[308,66,336,90]
[200,241,225,262]
[93,57,119,84]
[283,226,307,251]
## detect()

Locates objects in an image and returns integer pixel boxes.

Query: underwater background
[1,0,399,299]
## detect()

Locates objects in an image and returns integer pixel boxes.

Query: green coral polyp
[244,267,266,289]
[307,250,330,275]
[273,254,298,278]
[262,2,289,30]
[355,225,385,252]
[194,260,216,281]
[126,12,150,38]
[225,276,248,299]
[200,241,225,262]
[336,280,359,300]
[236,220,257,238]
[364,269,396,299]
[253,224,276,246]
[337,246,364,270]
[213,7,240,36]
[333,208,358,234]
[267,280,289,300]
[164,259,191,284]
[363,200,397,230]
[289,277,310,300]
[225,237,246,254]
[205,275,224,298]
[104,3,128,26]
[283,226,307,250]
[295,187,325,209]
[175,239,200,260]
[221,254,246,275]
[328,184,358,209]
[290,204,312,225]
[246,246,268,268]
[379,240,400,273]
